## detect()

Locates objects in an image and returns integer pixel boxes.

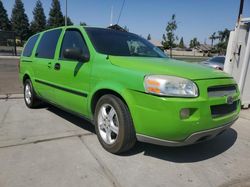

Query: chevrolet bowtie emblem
[226,95,234,105]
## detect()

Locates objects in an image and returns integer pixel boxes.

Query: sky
[2,0,250,45]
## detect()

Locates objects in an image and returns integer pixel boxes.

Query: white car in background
[200,56,225,70]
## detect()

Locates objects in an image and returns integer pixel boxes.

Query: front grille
[211,100,238,118]
[208,85,237,97]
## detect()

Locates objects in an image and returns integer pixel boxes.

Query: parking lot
[1,57,250,187]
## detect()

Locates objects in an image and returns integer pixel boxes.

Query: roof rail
[107,24,127,32]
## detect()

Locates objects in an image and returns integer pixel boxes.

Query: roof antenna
[117,0,126,25]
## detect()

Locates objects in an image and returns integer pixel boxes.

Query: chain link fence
[0,31,17,56]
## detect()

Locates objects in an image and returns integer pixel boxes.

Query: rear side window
[22,34,39,57]
[36,29,62,59]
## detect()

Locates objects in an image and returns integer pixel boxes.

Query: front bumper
[128,78,240,143]
[136,118,237,146]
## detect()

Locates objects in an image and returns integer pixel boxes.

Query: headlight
[144,75,198,97]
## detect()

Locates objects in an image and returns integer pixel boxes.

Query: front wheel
[94,94,136,154]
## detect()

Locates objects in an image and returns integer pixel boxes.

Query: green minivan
[19,26,240,153]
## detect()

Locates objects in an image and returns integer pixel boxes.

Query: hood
[109,56,231,80]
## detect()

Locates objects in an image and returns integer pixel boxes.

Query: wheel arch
[90,88,128,115]
[23,73,31,84]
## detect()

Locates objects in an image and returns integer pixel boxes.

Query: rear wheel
[94,94,136,154]
[23,79,41,108]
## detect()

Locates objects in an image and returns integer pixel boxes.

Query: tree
[162,14,178,58]
[179,37,184,48]
[47,0,64,28]
[215,28,230,54]
[30,0,46,35]
[189,38,200,48]
[218,29,230,43]
[162,34,166,47]
[64,16,74,26]
[209,32,218,47]
[80,22,87,26]
[11,0,30,42]
[147,34,151,40]
[0,0,11,31]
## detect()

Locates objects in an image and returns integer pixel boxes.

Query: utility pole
[65,0,68,26]
[237,0,244,23]
[110,5,113,26]
[117,0,125,24]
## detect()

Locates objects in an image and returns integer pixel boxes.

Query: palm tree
[218,29,230,43]
[209,32,217,47]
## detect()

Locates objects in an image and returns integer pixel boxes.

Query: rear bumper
[136,117,237,147]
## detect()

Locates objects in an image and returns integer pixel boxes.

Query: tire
[94,94,136,154]
[23,79,41,108]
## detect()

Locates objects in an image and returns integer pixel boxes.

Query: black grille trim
[210,100,238,118]
[208,85,237,97]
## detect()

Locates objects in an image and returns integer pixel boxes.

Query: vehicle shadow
[123,128,237,163]
[46,105,95,134]
[45,104,237,163]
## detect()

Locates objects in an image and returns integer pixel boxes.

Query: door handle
[48,62,52,68]
[54,63,61,70]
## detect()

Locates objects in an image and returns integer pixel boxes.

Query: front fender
[87,81,137,121]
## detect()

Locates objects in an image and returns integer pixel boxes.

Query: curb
[0,56,20,59]
[0,94,23,100]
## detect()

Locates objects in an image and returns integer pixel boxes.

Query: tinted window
[22,34,39,57]
[85,28,167,58]
[36,29,62,59]
[60,29,89,59]
[209,57,225,64]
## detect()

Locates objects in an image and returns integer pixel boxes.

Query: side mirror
[63,48,90,62]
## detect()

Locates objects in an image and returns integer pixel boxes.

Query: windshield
[209,56,225,64]
[85,28,167,58]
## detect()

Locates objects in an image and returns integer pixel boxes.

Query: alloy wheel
[25,83,32,104]
[97,104,119,145]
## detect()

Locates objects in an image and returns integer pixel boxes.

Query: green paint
[20,26,240,143]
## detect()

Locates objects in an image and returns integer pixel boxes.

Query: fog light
[180,108,190,119]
